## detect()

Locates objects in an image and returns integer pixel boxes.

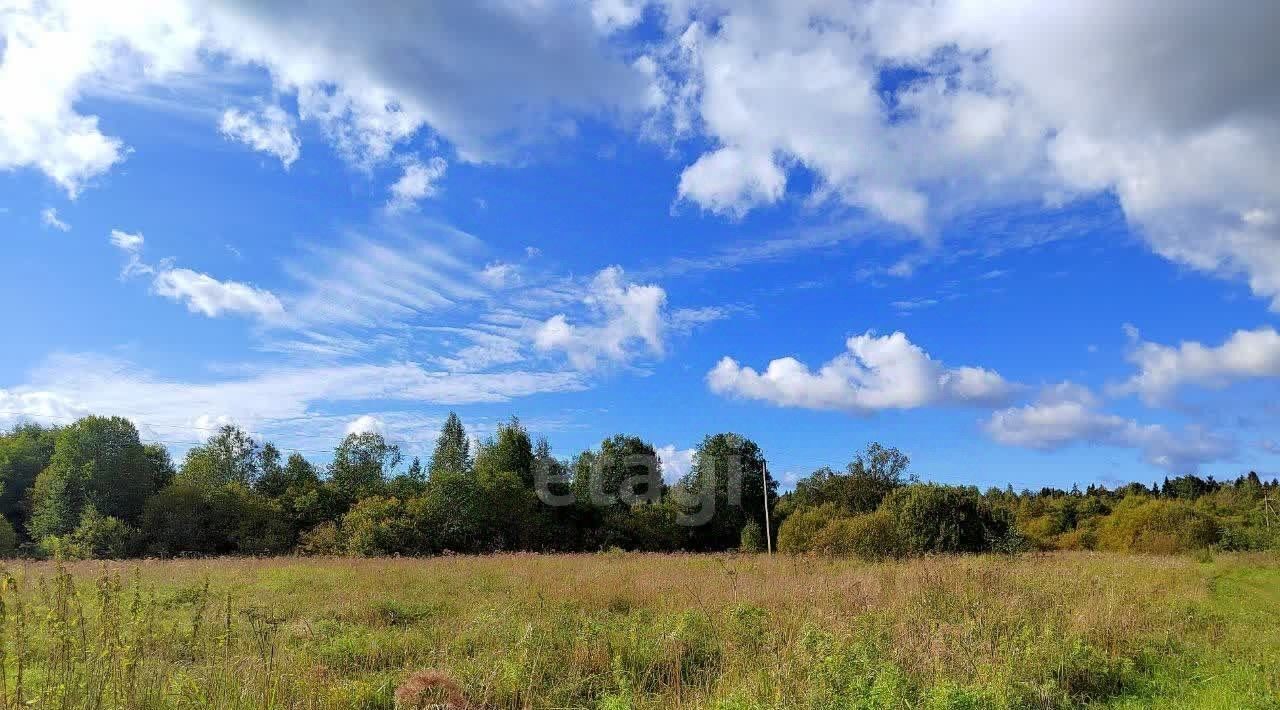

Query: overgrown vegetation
[2,416,1277,707]
[0,553,1275,709]
[1,416,1278,560]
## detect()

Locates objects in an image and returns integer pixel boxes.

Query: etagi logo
[533,452,757,527]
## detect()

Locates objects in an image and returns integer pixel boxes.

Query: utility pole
[762,465,773,555]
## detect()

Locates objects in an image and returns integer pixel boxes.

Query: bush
[297,521,344,556]
[778,503,846,554]
[219,486,293,554]
[1055,525,1099,551]
[739,520,764,552]
[342,496,416,556]
[141,482,292,556]
[1096,496,1218,553]
[69,505,136,559]
[880,484,1001,555]
[1216,523,1280,552]
[810,511,901,559]
[0,516,15,557]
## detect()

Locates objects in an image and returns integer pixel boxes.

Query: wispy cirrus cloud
[0,352,587,445]
[41,207,70,231]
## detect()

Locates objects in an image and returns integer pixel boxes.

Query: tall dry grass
[0,552,1273,709]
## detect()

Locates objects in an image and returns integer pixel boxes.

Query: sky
[2,0,1279,491]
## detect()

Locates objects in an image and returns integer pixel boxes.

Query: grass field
[0,552,1276,709]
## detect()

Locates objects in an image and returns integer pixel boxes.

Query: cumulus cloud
[344,414,386,437]
[534,266,668,370]
[386,157,447,213]
[676,147,786,217]
[0,0,650,193]
[656,444,696,484]
[41,207,70,231]
[219,105,300,167]
[707,331,1016,412]
[1117,325,1280,404]
[984,383,1235,473]
[153,268,285,320]
[0,2,199,195]
[646,0,1280,308]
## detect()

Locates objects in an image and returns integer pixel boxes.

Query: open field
[0,552,1277,709]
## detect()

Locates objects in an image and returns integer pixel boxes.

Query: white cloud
[668,306,728,334]
[534,266,668,370]
[656,444,696,484]
[646,0,1280,308]
[0,389,92,429]
[109,229,283,320]
[429,325,527,373]
[0,1,201,196]
[1117,326,1280,404]
[708,331,1015,412]
[41,207,70,231]
[0,353,587,443]
[219,105,300,167]
[589,0,648,32]
[281,227,485,331]
[0,0,649,193]
[386,157,447,213]
[891,298,938,313]
[984,383,1235,473]
[676,147,786,218]
[109,229,153,278]
[344,414,386,437]
[153,268,285,320]
[478,261,520,289]
[109,229,144,252]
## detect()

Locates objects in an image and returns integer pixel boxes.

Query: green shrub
[1216,522,1280,551]
[1096,496,1218,553]
[68,505,136,558]
[0,516,16,557]
[777,502,846,553]
[739,520,764,552]
[811,511,902,559]
[880,484,1001,555]
[297,520,344,556]
[342,496,416,556]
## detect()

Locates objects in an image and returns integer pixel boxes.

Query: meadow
[0,552,1276,709]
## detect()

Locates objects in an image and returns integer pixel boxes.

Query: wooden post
[762,465,773,555]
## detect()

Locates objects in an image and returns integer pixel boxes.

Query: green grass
[1101,557,1280,708]
[0,552,1276,709]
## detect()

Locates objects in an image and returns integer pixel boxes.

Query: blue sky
[3,1,1279,490]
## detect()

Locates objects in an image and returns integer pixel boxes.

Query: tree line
[0,414,1276,559]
